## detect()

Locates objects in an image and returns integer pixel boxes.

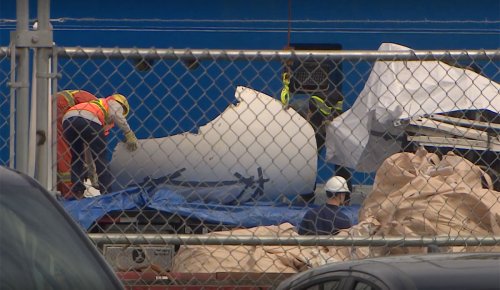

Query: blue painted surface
[1,0,499,186]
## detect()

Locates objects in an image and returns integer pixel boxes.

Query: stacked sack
[351,147,500,257]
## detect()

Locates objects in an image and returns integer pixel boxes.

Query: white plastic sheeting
[326,43,500,173]
[110,86,317,202]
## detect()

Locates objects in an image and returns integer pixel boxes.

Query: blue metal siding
[0,0,498,183]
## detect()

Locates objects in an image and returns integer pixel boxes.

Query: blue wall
[1,0,499,185]
[3,0,498,49]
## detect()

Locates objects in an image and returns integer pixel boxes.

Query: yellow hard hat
[109,94,130,117]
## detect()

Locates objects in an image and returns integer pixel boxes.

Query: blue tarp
[62,185,360,231]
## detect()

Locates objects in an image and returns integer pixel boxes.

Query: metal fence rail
[55,47,500,60]
[90,233,500,247]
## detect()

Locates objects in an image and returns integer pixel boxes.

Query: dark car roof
[278,252,500,290]
[0,166,124,289]
[0,166,49,193]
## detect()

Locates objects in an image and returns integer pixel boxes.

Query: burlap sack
[359,147,500,256]
[172,224,299,273]
[172,223,347,273]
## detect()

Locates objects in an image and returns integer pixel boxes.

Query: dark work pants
[62,117,113,195]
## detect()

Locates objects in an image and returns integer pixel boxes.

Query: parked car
[0,166,123,290]
[276,252,500,290]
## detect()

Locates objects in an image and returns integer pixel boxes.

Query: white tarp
[326,43,500,173]
[110,86,317,202]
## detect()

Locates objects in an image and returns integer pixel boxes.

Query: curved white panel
[110,86,317,202]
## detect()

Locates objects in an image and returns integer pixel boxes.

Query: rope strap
[280,72,291,107]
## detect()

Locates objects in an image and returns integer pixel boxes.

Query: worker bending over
[298,176,352,235]
[62,94,138,199]
[56,90,98,198]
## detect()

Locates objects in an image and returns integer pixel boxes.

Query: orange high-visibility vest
[59,90,97,108]
[67,99,115,135]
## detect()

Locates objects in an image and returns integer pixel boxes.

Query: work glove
[124,130,138,152]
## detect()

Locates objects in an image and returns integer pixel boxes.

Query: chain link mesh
[0,47,11,167]
[4,46,500,288]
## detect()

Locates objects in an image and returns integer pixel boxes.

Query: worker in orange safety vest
[62,94,138,199]
[56,90,98,198]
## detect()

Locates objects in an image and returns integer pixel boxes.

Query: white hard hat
[325,176,349,193]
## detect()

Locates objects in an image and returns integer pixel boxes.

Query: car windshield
[0,179,121,290]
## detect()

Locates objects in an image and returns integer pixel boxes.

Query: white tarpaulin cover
[110,86,317,202]
[326,42,500,172]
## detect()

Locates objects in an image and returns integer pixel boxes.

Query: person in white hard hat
[298,176,352,235]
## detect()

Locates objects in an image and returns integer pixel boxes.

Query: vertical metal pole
[14,0,30,174]
[51,47,58,190]
[28,50,37,177]
[35,0,52,187]
[9,44,16,169]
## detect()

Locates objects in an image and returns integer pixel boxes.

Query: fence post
[9,0,31,173]
[34,0,54,188]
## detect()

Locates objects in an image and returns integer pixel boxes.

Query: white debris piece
[110,86,318,202]
[326,42,500,172]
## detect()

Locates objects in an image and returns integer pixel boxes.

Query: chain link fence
[0,47,11,167]
[3,45,500,288]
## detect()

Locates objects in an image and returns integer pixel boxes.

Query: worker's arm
[297,211,316,235]
[108,100,138,151]
[334,211,352,230]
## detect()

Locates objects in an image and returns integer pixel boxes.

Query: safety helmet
[325,176,350,194]
[109,94,130,117]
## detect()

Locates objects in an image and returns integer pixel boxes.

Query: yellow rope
[280,72,291,107]
[311,95,332,116]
